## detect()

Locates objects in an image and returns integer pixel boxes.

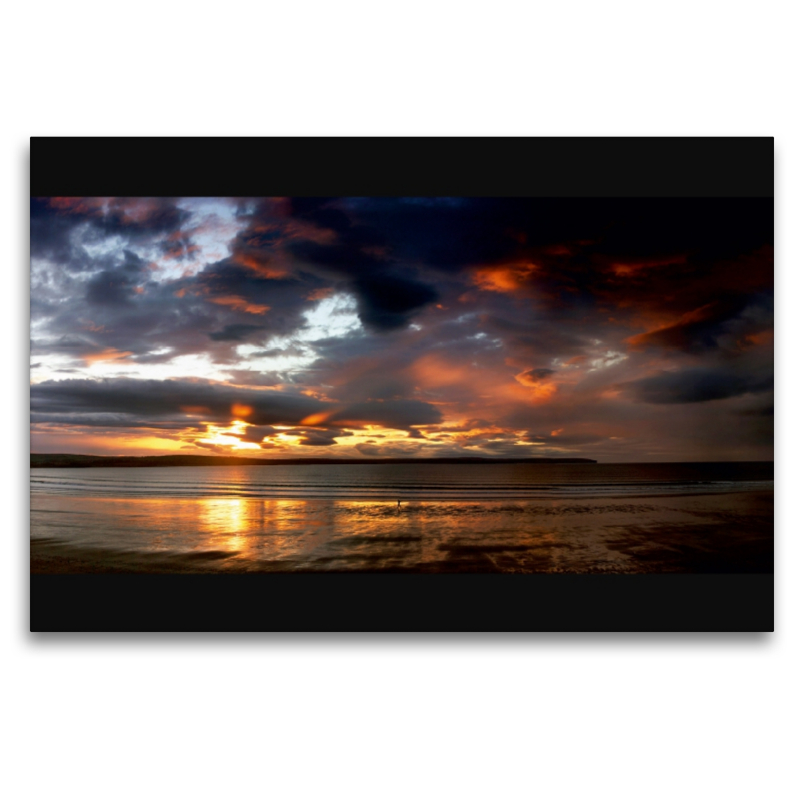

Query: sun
[197,420,262,451]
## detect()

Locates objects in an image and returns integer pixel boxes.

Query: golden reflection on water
[198,498,249,554]
[262,498,301,531]
[190,497,321,560]
[33,490,766,573]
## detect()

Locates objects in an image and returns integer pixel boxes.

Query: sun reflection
[262,499,301,532]
[199,498,249,553]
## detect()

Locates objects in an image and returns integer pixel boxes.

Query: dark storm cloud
[96,198,193,245]
[58,197,191,240]
[351,273,439,331]
[30,378,322,426]
[326,400,442,428]
[197,258,322,305]
[627,293,773,354]
[235,198,441,331]
[343,197,772,268]
[85,250,149,306]
[329,198,774,354]
[622,368,773,405]
[30,378,441,432]
[289,238,384,278]
[33,195,767,366]
[31,198,93,273]
[30,197,194,272]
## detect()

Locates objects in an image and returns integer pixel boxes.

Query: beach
[30,483,773,574]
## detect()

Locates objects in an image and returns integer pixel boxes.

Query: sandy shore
[30,538,248,574]
[31,489,773,574]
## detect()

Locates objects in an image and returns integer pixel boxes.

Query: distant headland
[30,453,597,469]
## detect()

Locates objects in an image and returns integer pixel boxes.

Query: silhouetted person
[397,499,401,508]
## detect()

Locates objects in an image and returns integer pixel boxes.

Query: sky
[29,196,773,461]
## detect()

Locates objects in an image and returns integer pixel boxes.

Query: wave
[29,463,774,500]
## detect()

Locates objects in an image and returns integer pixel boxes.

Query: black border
[31,574,773,632]
[31,137,773,198]
[29,137,774,632]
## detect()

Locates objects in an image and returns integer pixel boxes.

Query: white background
[2,2,797,798]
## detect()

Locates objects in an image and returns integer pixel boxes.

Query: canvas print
[30,196,773,578]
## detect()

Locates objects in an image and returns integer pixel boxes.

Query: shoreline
[31,489,774,575]
[29,486,774,502]
[29,535,776,575]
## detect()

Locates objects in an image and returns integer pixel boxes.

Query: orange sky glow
[30,197,774,462]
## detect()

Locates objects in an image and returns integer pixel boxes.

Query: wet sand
[30,490,773,574]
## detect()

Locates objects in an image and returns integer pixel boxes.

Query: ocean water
[30,461,773,500]
[30,462,774,573]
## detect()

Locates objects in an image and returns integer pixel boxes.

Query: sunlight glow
[197,420,262,450]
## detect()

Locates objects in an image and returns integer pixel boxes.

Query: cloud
[626,294,773,354]
[30,378,442,433]
[293,428,353,447]
[29,197,774,460]
[351,273,439,331]
[622,368,773,404]
[85,250,149,306]
[208,324,266,342]
[31,378,321,427]
[355,441,424,457]
[515,368,556,386]
[524,431,607,446]
[327,400,442,429]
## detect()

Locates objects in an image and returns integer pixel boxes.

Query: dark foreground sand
[31,538,249,573]
[31,490,773,574]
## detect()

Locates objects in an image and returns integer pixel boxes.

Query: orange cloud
[565,355,587,366]
[180,406,210,415]
[300,411,335,427]
[231,252,289,279]
[744,329,773,347]
[231,403,253,419]
[529,383,557,400]
[83,348,133,365]
[46,197,105,214]
[610,255,686,277]
[626,303,717,349]
[412,354,471,388]
[472,263,537,293]
[514,368,559,400]
[210,296,270,315]
[306,287,334,302]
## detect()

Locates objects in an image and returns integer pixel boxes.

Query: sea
[30,462,774,573]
